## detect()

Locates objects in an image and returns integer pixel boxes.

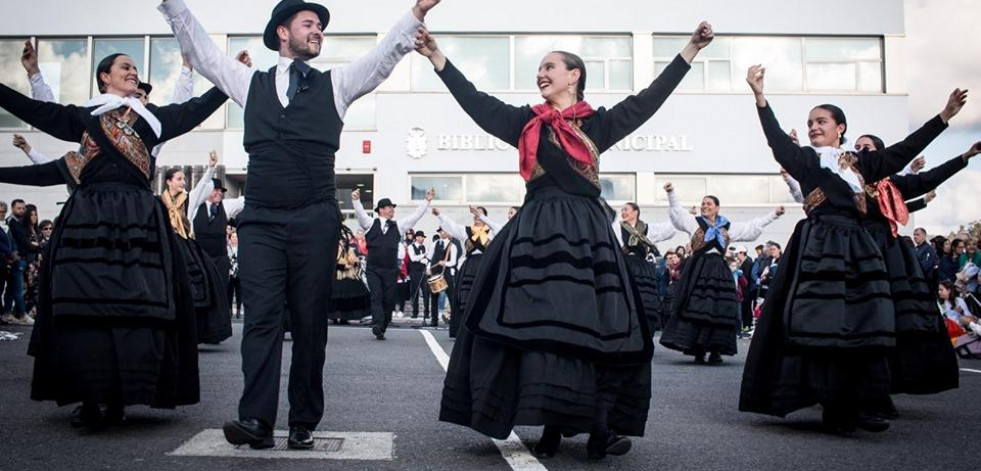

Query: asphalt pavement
[0,321,976,471]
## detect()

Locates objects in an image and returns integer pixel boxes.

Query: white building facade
[0,0,911,250]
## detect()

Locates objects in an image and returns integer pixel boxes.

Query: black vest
[431,239,453,274]
[410,244,427,269]
[243,65,343,209]
[366,219,400,271]
[193,202,228,258]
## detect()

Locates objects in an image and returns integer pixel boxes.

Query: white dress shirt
[188,164,245,221]
[409,242,429,264]
[352,198,429,237]
[429,238,459,271]
[158,0,422,118]
[437,213,494,255]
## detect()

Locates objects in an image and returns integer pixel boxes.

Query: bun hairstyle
[95,53,127,94]
[625,202,640,218]
[858,134,885,152]
[164,167,183,182]
[552,50,586,101]
[814,104,848,145]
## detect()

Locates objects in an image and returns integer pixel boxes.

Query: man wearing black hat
[159,0,440,449]
[407,230,430,319]
[352,188,434,340]
[189,151,245,300]
[428,225,459,327]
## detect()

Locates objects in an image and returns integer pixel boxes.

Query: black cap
[263,0,330,51]
[374,198,396,211]
[414,230,425,238]
[137,82,153,96]
[212,178,228,193]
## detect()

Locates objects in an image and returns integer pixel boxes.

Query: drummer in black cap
[158,0,442,450]
[352,188,434,340]
[407,230,431,319]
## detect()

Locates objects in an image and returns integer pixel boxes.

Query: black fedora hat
[414,230,425,238]
[263,0,331,51]
[374,198,396,211]
[212,178,228,193]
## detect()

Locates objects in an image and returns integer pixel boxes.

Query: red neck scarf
[517,101,596,181]
[874,179,910,237]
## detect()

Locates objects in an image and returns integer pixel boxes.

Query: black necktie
[385,220,395,233]
[209,204,218,221]
[286,60,310,102]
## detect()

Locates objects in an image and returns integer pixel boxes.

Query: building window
[411,36,510,91]
[226,35,377,130]
[464,174,525,202]
[92,38,147,97]
[0,39,32,128]
[411,175,463,201]
[514,35,633,92]
[149,37,225,128]
[37,38,90,105]
[655,174,799,205]
[654,35,882,93]
[600,174,636,202]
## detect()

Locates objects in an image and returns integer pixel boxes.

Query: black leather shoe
[372,325,385,340]
[532,426,561,459]
[70,403,105,429]
[587,432,632,460]
[856,412,890,433]
[223,418,274,449]
[707,352,723,365]
[288,426,315,450]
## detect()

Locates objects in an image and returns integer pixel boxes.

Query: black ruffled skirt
[740,215,893,417]
[865,223,958,395]
[330,277,370,321]
[623,255,662,332]
[660,252,739,356]
[28,185,199,408]
[440,187,652,439]
[176,237,231,344]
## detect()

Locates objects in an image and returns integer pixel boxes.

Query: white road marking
[419,330,548,471]
[961,368,981,374]
[168,430,394,460]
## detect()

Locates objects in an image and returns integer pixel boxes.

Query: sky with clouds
[905,0,981,236]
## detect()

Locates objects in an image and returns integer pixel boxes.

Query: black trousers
[428,270,455,326]
[366,267,398,333]
[741,289,755,329]
[236,202,340,430]
[228,275,242,314]
[409,265,429,317]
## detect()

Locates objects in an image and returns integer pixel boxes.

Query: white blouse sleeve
[437,213,468,241]
[783,174,805,204]
[647,220,677,242]
[728,210,781,242]
[667,191,698,235]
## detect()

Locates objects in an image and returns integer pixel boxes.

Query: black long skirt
[28,185,199,408]
[176,237,231,345]
[660,252,739,356]
[865,223,958,395]
[440,188,652,439]
[623,255,662,332]
[449,252,483,338]
[330,277,370,321]
[740,215,893,417]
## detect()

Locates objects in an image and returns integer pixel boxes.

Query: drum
[428,274,449,293]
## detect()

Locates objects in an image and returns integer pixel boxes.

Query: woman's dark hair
[857,134,885,152]
[624,202,640,218]
[476,206,488,216]
[39,220,53,230]
[95,53,127,94]
[704,195,720,206]
[24,204,38,234]
[164,167,183,182]
[551,50,586,101]
[951,238,965,258]
[932,235,948,256]
[813,104,848,144]
[940,281,961,302]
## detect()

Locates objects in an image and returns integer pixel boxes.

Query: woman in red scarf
[416,23,713,459]
[855,136,978,419]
